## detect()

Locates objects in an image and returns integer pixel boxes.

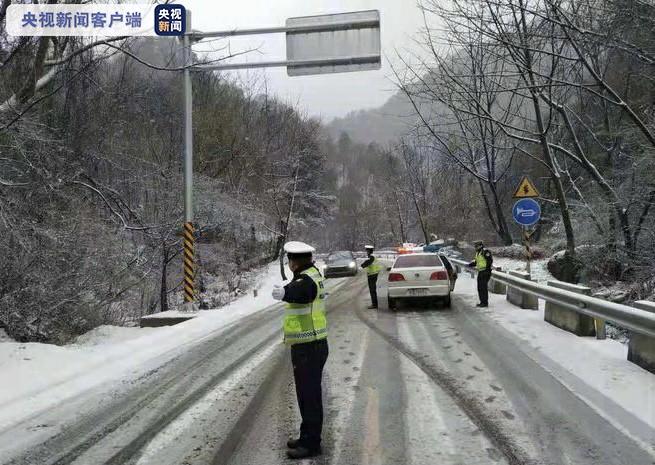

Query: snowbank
[456,273,655,439]
[0,262,346,431]
[490,243,546,259]
[493,257,553,282]
[73,325,160,346]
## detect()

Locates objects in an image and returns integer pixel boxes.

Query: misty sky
[180,0,426,122]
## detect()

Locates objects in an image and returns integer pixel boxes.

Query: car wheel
[388,298,396,310]
[443,294,451,308]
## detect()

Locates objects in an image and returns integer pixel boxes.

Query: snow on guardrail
[449,257,655,339]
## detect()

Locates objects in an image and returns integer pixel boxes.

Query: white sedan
[386,253,453,309]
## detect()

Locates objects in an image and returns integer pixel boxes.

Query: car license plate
[408,288,428,296]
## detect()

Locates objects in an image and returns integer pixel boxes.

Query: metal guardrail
[449,257,655,339]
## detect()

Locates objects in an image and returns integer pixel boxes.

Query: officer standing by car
[361,245,382,309]
[271,241,328,459]
[468,240,493,307]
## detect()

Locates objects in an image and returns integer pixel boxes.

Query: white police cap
[284,241,315,254]
[365,245,374,250]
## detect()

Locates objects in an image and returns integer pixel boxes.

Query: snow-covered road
[1,272,654,465]
[0,262,344,433]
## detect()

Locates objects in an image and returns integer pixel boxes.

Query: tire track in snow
[101,330,283,465]
[325,325,370,465]
[12,319,281,465]
[354,305,540,465]
[397,317,511,464]
[133,340,283,465]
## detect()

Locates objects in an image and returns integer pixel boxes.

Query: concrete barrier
[628,301,655,374]
[506,270,538,310]
[544,281,596,336]
[140,311,197,327]
[489,266,506,295]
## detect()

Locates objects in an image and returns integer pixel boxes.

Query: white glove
[272,285,285,301]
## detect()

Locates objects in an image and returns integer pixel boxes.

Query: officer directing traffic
[468,240,493,307]
[271,241,328,459]
[361,245,382,309]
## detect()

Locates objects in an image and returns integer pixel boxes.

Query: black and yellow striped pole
[183,222,195,303]
[523,227,533,275]
[182,15,198,309]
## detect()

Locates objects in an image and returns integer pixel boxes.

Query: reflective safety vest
[284,267,328,346]
[365,257,382,276]
[475,250,488,271]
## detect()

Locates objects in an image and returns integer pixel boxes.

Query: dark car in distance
[324,251,358,278]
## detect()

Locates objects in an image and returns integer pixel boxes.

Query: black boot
[287,438,301,449]
[287,446,322,459]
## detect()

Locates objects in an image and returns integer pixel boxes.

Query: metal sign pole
[186,15,379,39]
[513,182,541,279]
[182,12,196,309]
[523,227,532,275]
[192,55,380,72]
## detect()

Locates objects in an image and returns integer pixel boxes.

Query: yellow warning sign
[513,176,540,198]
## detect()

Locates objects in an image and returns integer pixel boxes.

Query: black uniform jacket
[361,255,376,269]
[283,263,319,304]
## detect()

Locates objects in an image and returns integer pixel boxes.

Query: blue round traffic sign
[513,198,541,226]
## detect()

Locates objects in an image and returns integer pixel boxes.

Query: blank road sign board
[286,10,381,76]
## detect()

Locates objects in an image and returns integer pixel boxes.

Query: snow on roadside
[0,261,345,431]
[493,257,553,283]
[74,325,160,346]
[456,273,655,437]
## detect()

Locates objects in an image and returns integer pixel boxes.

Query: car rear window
[394,254,443,268]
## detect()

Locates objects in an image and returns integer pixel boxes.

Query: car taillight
[430,271,448,281]
[388,273,405,282]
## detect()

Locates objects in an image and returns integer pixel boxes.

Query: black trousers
[291,338,329,450]
[477,270,491,305]
[367,274,379,307]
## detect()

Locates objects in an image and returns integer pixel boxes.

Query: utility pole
[182,12,197,310]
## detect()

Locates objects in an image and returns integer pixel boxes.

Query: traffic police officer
[272,241,328,459]
[468,240,493,307]
[361,245,382,309]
